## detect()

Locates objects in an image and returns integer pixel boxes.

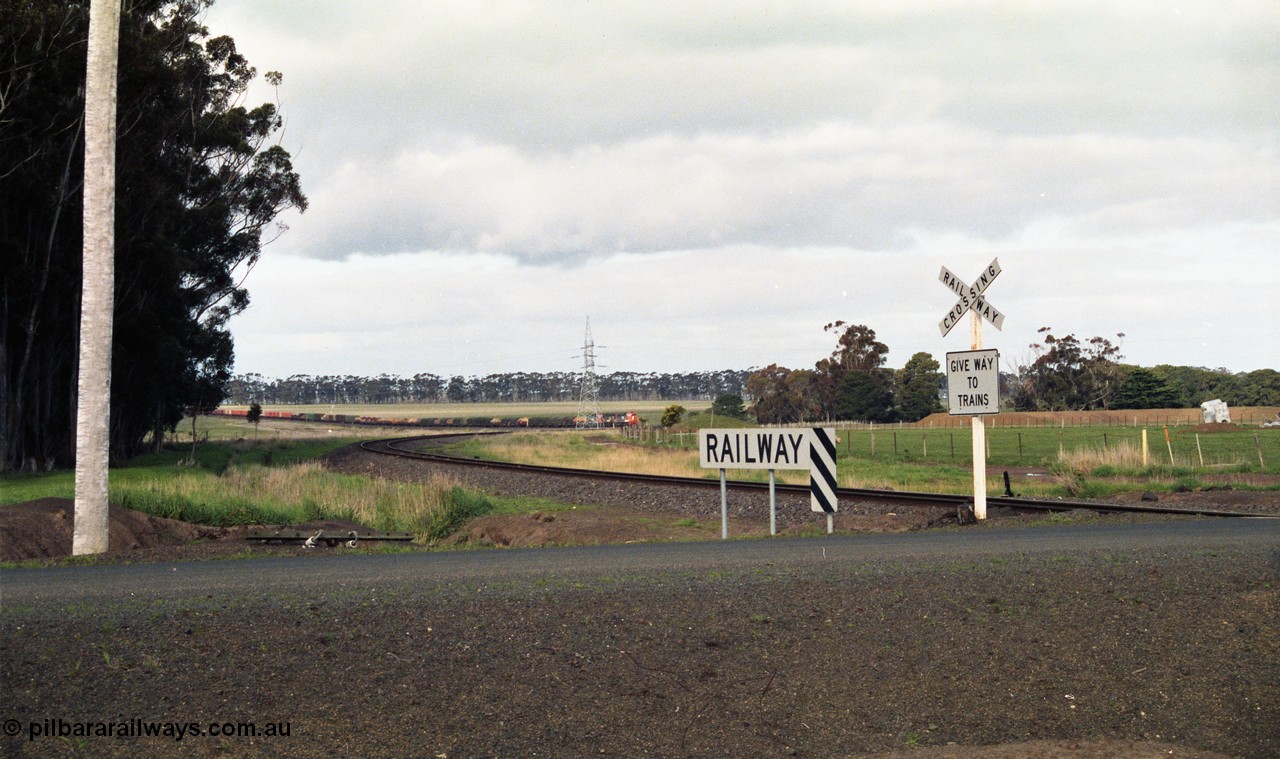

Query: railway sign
[938,258,1005,337]
[699,428,838,537]
[946,349,1000,415]
[699,429,813,470]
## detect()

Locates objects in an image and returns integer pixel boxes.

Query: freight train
[209,408,641,429]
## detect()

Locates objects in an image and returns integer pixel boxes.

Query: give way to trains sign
[946,348,1000,415]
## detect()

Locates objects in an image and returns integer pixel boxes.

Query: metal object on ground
[245,528,414,547]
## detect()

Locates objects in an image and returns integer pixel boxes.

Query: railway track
[360,433,1271,519]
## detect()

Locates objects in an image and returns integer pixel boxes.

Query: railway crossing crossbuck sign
[938,258,1004,337]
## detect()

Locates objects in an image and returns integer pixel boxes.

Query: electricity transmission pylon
[576,317,602,428]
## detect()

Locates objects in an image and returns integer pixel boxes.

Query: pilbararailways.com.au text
[7,717,291,742]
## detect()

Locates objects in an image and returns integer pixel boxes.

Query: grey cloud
[277,124,1276,264]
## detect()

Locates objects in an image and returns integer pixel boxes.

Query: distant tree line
[746,323,1279,425]
[226,370,752,406]
[1008,327,1280,412]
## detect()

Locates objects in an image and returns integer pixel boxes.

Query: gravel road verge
[3,537,1277,758]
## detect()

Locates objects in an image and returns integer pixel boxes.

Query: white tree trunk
[73,0,122,556]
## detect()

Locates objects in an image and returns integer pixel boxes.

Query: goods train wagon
[208,408,641,428]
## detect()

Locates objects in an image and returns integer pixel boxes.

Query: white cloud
[278,124,1276,265]
[203,0,1280,376]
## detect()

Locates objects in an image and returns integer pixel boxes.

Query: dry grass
[1056,440,1148,471]
[1056,438,1250,472]
[475,433,704,478]
[116,462,475,538]
[460,432,807,485]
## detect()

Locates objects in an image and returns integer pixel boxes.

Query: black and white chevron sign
[809,427,838,513]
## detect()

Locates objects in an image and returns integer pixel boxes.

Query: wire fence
[622,412,1279,471]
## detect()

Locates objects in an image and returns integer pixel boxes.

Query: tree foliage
[1150,365,1280,408]
[834,369,895,423]
[746,324,935,424]
[1109,367,1180,410]
[814,321,890,419]
[745,364,820,424]
[710,393,747,419]
[1,0,305,470]
[895,352,944,422]
[228,370,751,406]
[1011,328,1125,411]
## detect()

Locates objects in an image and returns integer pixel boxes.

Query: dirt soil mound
[0,498,225,561]
[0,499,378,563]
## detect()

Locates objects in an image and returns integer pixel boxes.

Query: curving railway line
[359,433,1272,520]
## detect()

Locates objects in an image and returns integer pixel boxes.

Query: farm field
[913,406,1280,429]
[218,399,710,423]
[449,415,1280,500]
[201,404,1280,498]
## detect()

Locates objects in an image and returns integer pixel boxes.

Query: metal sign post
[720,468,728,539]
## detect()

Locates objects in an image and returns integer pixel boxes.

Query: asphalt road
[4,519,1277,606]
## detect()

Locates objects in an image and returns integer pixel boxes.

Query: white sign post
[936,259,1005,520]
[698,428,838,537]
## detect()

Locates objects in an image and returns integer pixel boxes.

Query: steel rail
[358,434,1271,519]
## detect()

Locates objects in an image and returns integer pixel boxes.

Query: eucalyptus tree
[1,0,305,475]
[73,0,122,555]
[1011,328,1125,411]
[815,322,893,421]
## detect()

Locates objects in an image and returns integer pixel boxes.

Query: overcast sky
[203,0,1278,380]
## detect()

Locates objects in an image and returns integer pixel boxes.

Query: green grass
[450,425,1280,499]
[1,436,495,542]
[485,494,588,516]
[822,426,1279,472]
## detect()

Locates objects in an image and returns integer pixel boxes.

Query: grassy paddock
[219,400,711,424]
[178,414,457,444]
[458,424,1279,498]
[634,424,1279,472]
[913,406,1280,428]
[2,437,493,542]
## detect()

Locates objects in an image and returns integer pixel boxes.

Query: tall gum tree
[2,1,306,479]
[73,0,121,554]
